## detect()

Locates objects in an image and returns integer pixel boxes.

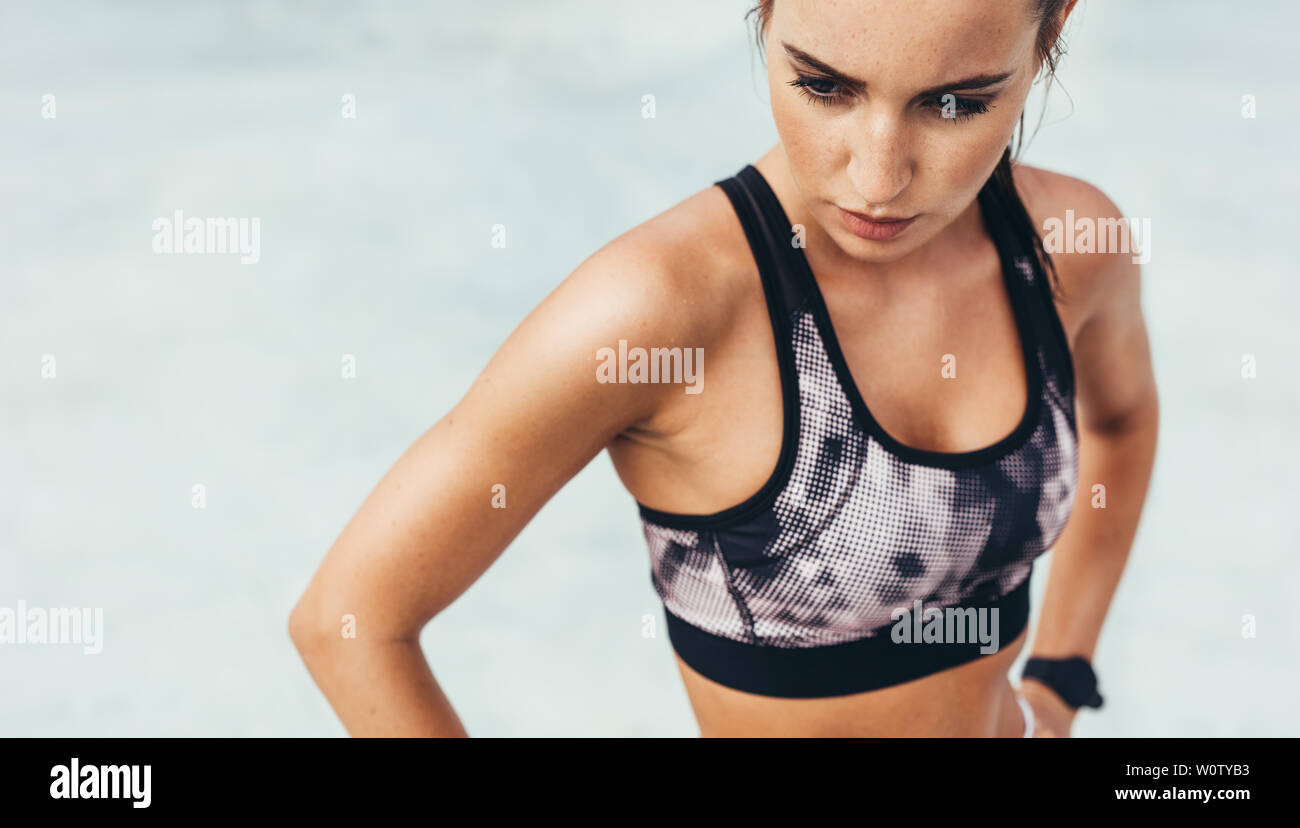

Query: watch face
[1060,663,1087,705]
[1062,659,1089,686]
[1059,659,1099,707]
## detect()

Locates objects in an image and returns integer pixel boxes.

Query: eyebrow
[780,42,1015,99]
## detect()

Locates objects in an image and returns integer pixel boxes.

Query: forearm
[1031,402,1158,661]
[294,632,469,737]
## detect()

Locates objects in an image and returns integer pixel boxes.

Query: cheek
[917,103,1023,193]
[768,79,809,150]
[769,85,842,179]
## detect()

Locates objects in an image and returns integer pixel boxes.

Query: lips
[838,207,919,241]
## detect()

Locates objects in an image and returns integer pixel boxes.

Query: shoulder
[548,180,759,350]
[1010,163,1142,325]
[440,180,761,448]
[475,177,759,429]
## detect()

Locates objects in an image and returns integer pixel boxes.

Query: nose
[844,110,913,210]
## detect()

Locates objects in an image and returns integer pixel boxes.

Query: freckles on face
[764,0,1042,245]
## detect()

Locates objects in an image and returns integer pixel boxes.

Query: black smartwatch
[1022,656,1103,710]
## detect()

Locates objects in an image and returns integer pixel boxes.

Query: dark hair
[745,0,1071,298]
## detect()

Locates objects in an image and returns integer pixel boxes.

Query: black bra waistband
[664,574,1031,699]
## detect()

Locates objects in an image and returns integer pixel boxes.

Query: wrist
[1021,676,1075,710]
[1019,677,1078,715]
[1021,655,1104,711]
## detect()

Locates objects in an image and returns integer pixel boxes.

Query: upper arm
[291,223,723,641]
[1017,166,1159,434]
[1070,248,1158,433]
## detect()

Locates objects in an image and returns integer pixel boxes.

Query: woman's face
[765,0,1046,263]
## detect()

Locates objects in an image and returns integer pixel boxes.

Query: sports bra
[636,164,1079,698]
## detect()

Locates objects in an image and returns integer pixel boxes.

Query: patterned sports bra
[637,164,1079,698]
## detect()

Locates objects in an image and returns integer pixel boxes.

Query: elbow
[289,590,427,659]
[287,600,315,653]
[288,595,334,659]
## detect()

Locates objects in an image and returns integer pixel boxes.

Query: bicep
[296,253,681,640]
[1070,255,1159,433]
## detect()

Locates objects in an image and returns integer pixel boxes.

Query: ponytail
[988,146,1063,301]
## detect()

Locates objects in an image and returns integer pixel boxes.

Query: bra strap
[977,179,1040,294]
[977,176,1075,398]
[715,166,809,319]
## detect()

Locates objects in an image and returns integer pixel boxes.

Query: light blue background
[1,0,1296,736]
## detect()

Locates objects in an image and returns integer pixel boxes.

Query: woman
[290,0,1159,737]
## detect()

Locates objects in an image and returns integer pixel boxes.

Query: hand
[1017,677,1078,738]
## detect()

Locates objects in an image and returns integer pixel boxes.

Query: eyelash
[788,75,846,107]
[787,74,992,121]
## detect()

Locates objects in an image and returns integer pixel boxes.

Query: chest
[816,270,1032,456]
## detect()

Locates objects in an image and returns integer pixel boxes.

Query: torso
[607,146,1094,736]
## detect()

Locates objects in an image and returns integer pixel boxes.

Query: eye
[789,74,846,106]
[929,93,992,122]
